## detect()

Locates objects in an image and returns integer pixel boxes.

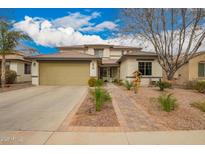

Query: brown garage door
[39,61,90,85]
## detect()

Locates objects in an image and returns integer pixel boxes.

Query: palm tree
[0,20,31,88]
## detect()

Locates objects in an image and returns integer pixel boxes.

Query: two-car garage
[39,61,90,86]
[30,51,99,86]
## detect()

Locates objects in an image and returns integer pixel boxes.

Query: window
[100,68,107,77]
[24,63,31,74]
[94,49,104,57]
[198,63,205,77]
[138,62,152,76]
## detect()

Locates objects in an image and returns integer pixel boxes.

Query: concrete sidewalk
[1,130,205,144]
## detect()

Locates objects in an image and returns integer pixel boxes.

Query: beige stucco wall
[103,48,110,58]
[9,61,31,83]
[175,53,205,84]
[120,57,162,86]
[174,63,189,84]
[120,58,128,81]
[31,60,39,85]
[189,53,205,81]
[86,48,94,55]
[110,49,122,59]
[16,61,31,82]
[9,62,18,72]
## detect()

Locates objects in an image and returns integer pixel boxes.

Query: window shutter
[198,63,205,77]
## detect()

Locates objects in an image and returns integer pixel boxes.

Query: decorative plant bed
[69,94,120,127]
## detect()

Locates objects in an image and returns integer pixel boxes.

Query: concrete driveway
[0,86,87,131]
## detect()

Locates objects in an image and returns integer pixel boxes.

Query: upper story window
[94,49,104,57]
[198,63,205,77]
[24,63,31,74]
[138,62,152,76]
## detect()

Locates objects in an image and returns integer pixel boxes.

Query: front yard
[124,86,205,130]
[59,81,205,132]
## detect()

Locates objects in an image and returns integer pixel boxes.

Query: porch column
[31,60,39,85]
[90,60,98,78]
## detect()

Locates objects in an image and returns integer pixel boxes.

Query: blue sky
[3,8,120,54]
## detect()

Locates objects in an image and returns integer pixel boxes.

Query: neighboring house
[174,51,205,85]
[30,44,163,86]
[0,52,32,83]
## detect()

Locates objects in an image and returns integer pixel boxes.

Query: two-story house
[30,44,163,86]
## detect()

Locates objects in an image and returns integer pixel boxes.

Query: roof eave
[117,54,157,63]
[29,57,101,61]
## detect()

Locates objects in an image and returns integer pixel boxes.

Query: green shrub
[158,93,177,112]
[195,81,205,93]
[124,80,133,90]
[88,77,97,87]
[113,79,118,83]
[0,70,17,84]
[95,79,104,87]
[191,101,205,112]
[113,79,123,86]
[156,79,172,91]
[91,87,111,111]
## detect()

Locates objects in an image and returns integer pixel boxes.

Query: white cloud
[80,21,118,32]
[53,12,100,29]
[14,16,106,47]
[108,35,154,51]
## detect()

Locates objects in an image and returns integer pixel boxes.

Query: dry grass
[191,101,205,112]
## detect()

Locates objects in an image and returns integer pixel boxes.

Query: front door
[100,67,118,82]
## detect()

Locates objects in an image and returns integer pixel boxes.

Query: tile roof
[29,51,100,60]
[124,51,157,56]
[0,52,31,62]
[58,44,142,50]
[117,51,157,62]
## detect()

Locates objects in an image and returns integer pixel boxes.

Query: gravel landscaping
[125,86,205,130]
[69,93,120,127]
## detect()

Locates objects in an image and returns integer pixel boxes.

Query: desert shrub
[184,80,197,89]
[124,80,133,90]
[191,101,205,112]
[113,79,123,86]
[91,87,112,111]
[113,79,118,83]
[195,81,205,93]
[156,79,172,91]
[0,70,17,84]
[88,77,97,87]
[158,93,177,112]
[95,79,104,87]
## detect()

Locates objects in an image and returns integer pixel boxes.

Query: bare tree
[120,9,205,80]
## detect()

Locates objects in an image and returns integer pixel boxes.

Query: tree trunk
[166,71,175,81]
[1,54,6,88]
